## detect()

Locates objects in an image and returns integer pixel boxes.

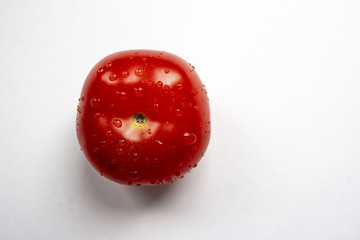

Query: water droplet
[135,68,144,76]
[142,57,147,61]
[175,172,181,177]
[94,112,100,118]
[81,96,85,101]
[165,178,172,183]
[77,105,81,114]
[90,98,101,108]
[109,73,118,81]
[176,83,183,89]
[113,119,122,128]
[100,141,106,147]
[175,109,182,117]
[134,87,143,97]
[164,69,169,74]
[156,140,163,145]
[92,147,99,153]
[128,170,139,180]
[106,129,112,136]
[129,56,133,60]
[183,132,197,145]
[116,148,123,155]
[169,91,175,96]
[134,52,138,55]
[156,81,163,88]
[164,85,170,90]
[147,129,152,134]
[194,105,199,110]
[105,62,112,68]
[97,68,104,74]
[193,163,198,168]
[116,91,128,100]
[118,139,125,146]
[122,71,129,78]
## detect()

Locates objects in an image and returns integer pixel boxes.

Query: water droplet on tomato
[183,132,197,145]
[105,62,112,68]
[176,83,183,89]
[106,129,112,136]
[193,163,198,168]
[175,109,182,117]
[122,71,129,78]
[165,177,172,183]
[147,129,152,134]
[164,69,169,74]
[90,98,101,108]
[92,147,99,153]
[113,119,122,128]
[194,105,199,110]
[118,139,125,146]
[77,105,81,114]
[135,68,144,76]
[109,73,118,81]
[100,141,106,147]
[81,96,85,101]
[164,85,170,90]
[156,81,163,88]
[97,68,104,74]
[128,170,139,180]
[117,91,128,100]
[142,57,147,61]
[116,148,123,155]
[175,172,181,177]
[134,87,143,97]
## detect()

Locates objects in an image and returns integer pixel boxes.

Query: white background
[1,0,360,239]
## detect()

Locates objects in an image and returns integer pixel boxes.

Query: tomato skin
[76,50,210,186]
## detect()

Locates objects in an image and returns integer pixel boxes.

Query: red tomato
[76,50,210,186]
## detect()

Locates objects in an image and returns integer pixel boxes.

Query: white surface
[1,0,360,239]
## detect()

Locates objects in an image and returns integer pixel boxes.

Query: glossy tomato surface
[76,50,210,186]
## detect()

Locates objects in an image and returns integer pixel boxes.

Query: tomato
[76,50,210,186]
